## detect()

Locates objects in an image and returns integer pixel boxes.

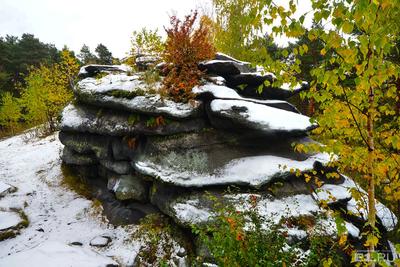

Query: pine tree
[95,43,113,65]
[77,44,97,65]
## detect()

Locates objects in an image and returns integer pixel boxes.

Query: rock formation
[59,54,397,262]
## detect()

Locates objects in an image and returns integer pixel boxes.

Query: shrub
[193,195,346,266]
[130,28,164,57]
[193,198,300,266]
[0,92,21,135]
[162,10,215,103]
[20,49,79,133]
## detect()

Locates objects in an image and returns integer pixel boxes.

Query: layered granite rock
[59,53,397,261]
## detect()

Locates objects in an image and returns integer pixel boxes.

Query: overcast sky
[0,0,311,59]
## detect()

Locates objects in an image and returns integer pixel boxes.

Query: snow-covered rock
[193,84,299,113]
[135,151,329,189]
[0,181,16,198]
[60,104,206,136]
[107,174,149,202]
[199,59,253,76]
[75,74,203,119]
[239,81,309,100]
[78,64,132,78]
[132,130,325,188]
[90,236,112,248]
[224,72,275,88]
[0,210,24,232]
[208,99,315,135]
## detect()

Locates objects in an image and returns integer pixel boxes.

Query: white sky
[0,0,311,59]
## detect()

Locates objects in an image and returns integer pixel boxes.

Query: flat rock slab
[0,241,118,267]
[0,181,16,198]
[208,99,315,135]
[135,153,329,189]
[60,104,206,136]
[225,72,275,87]
[75,74,202,119]
[133,130,329,188]
[199,59,252,76]
[240,82,309,100]
[78,64,132,78]
[0,210,23,231]
[59,131,113,160]
[62,147,98,166]
[193,84,299,113]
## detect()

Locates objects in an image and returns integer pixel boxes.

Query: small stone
[70,241,83,246]
[90,235,112,247]
[177,247,187,257]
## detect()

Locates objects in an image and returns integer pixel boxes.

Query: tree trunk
[396,78,400,116]
[367,86,376,267]
[308,98,315,116]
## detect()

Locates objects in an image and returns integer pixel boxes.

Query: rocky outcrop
[59,53,397,263]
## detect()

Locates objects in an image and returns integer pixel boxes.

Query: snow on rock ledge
[193,84,299,113]
[75,74,202,119]
[208,99,315,135]
[78,64,132,78]
[134,153,330,188]
[60,104,206,136]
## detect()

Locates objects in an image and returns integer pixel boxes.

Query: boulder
[135,54,161,71]
[111,137,140,161]
[240,82,309,100]
[99,159,132,174]
[214,52,252,65]
[193,84,299,113]
[60,104,207,137]
[207,99,315,136]
[133,130,329,188]
[59,131,113,159]
[107,174,149,202]
[75,74,203,119]
[0,209,28,241]
[199,60,253,76]
[225,72,275,88]
[62,147,97,166]
[78,64,132,79]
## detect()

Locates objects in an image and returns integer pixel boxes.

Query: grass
[60,164,93,199]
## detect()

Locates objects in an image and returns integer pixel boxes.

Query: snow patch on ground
[0,132,141,266]
[0,241,117,267]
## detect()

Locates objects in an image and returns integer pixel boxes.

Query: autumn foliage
[162,11,215,102]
